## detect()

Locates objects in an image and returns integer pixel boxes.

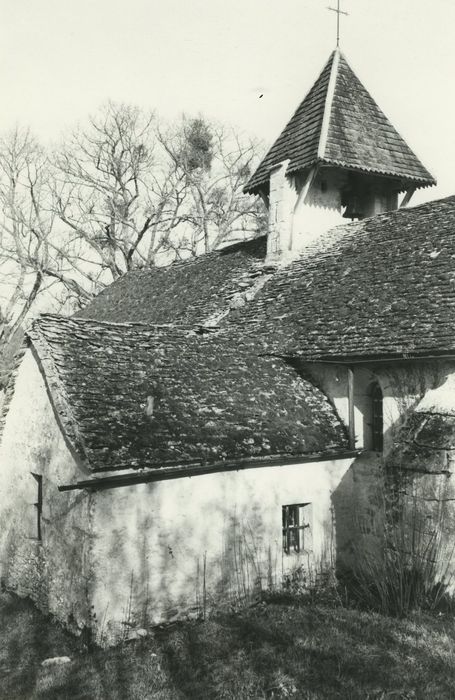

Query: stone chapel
[1,48,455,644]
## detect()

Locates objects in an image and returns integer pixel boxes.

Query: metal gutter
[58,449,360,492]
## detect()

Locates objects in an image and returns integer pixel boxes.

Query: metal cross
[327,0,349,48]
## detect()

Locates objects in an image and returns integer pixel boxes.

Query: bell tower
[245,49,435,263]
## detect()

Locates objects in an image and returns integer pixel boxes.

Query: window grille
[282,503,311,554]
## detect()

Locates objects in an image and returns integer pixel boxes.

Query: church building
[1,48,454,644]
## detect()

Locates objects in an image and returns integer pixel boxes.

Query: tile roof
[227,196,455,361]
[27,315,348,472]
[245,49,435,193]
[76,236,267,326]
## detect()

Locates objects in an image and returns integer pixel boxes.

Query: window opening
[282,503,311,554]
[371,382,383,452]
[31,473,43,541]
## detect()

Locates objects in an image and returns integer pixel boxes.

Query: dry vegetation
[1,591,455,699]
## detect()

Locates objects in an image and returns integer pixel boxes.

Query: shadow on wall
[102,510,285,643]
[329,363,454,582]
[332,426,455,613]
[91,482,339,647]
[331,451,385,579]
[0,484,95,645]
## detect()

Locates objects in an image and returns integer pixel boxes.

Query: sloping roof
[245,49,435,193]
[76,236,267,326]
[228,196,455,361]
[27,315,348,472]
[245,52,333,194]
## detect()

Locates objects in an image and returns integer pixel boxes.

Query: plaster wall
[0,349,93,633]
[306,361,453,452]
[4,351,453,641]
[267,160,297,258]
[90,457,355,643]
[292,171,345,248]
[306,360,455,585]
[267,167,346,261]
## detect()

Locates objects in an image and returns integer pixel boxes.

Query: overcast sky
[2,0,454,204]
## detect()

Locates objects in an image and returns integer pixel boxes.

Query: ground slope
[1,592,455,699]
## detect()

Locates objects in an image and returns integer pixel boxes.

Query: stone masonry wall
[0,349,94,635]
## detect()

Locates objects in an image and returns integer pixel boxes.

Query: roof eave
[296,349,455,365]
[58,448,359,492]
[289,159,436,190]
[244,158,436,196]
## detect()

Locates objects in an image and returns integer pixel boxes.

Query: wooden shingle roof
[245,49,435,193]
[26,316,348,472]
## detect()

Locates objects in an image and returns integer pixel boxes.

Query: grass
[1,592,455,699]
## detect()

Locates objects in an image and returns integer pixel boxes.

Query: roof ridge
[244,53,335,193]
[317,48,340,160]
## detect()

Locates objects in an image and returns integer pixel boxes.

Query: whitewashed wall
[306,360,455,452]
[90,456,355,642]
[0,349,94,635]
[0,349,359,645]
[292,170,346,248]
[6,351,452,645]
[267,166,346,260]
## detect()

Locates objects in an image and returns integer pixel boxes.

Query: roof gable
[245,50,435,193]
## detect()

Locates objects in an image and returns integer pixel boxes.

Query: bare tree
[158,116,266,256]
[0,128,57,347]
[52,102,191,284]
[53,105,265,273]
[0,105,266,344]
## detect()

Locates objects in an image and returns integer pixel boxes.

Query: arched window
[371,382,383,452]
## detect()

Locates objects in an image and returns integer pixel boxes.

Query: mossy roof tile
[27,316,348,471]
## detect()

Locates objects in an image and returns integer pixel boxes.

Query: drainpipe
[347,367,356,450]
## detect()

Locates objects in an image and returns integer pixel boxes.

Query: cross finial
[327,0,349,48]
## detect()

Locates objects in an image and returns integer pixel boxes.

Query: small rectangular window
[31,473,43,541]
[282,503,311,554]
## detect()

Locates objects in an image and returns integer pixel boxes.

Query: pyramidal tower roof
[245,49,435,194]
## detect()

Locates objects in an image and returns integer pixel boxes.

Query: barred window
[282,503,311,554]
